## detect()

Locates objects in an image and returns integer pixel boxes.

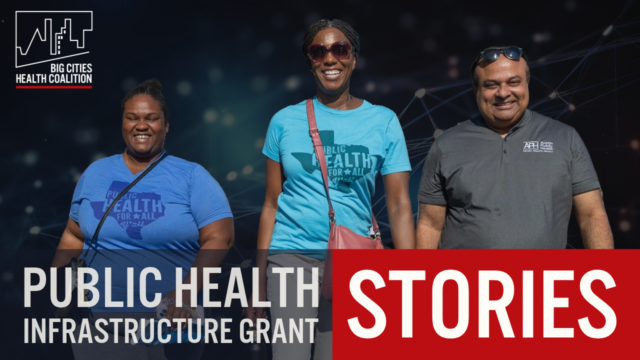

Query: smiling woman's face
[122,94,168,159]
[309,28,356,95]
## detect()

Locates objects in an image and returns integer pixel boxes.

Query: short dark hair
[121,79,169,120]
[301,19,360,69]
[471,46,530,87]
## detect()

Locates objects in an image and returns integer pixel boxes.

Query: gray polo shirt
[418,110,601,249]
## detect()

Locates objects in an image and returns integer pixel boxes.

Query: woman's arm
[165,217,234,325]
[383,172,416,249]
[51,218,85,268]
[245,158,284,322]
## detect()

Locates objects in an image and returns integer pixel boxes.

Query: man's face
[473,54,529,132]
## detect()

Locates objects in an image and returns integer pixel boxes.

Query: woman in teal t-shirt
[245,19,415,360]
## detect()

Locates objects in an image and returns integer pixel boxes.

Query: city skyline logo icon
[15,11,93,68]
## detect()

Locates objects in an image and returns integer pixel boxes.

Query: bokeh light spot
[619,220,631,232]
[204,109,218,123]
[208,68,223,83]
[177,81,192,96]
[399,13,416,30]
[423,38,437,53]
[251,76,269,92]
[257,41,274,57]
[24,151,38,166]
[222,114,236,127]
[285,76,301,91]
[92,153,107,162]
[121,77,138,92]
[365,82,376,93]
[75,128,100,145]
[533,32,552,43]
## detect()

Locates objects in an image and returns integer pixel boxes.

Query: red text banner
[333,250,640,359]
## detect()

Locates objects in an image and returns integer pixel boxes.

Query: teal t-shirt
[262,97,411,258]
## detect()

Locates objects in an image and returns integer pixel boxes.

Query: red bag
[305,99,384,301]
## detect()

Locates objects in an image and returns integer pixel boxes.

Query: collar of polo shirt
[473,109,533,135]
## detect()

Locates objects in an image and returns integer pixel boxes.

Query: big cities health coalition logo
[15,11,93,89]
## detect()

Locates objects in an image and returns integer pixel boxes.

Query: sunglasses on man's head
[479,47,523,63]
[307,41,352,62]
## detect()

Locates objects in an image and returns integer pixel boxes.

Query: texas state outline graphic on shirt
[90,180,166,239]
[291,130,381,193]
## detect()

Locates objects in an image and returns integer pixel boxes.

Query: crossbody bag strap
[79,151,168,265]
[305,99,378,232]
[306,99,335,221]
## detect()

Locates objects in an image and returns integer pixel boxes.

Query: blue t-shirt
[263,98,411,257]
[70,153,232,312]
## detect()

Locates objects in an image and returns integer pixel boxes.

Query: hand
[161,288,193,330]
[244,286,268,326]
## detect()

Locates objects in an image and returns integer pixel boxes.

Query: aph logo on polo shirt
[523,141,553,153]
[90,180,166,239]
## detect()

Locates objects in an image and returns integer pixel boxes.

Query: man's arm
[573,189,614,249]
[416,202,446,249]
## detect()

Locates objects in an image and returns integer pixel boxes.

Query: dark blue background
[1,0,638,250]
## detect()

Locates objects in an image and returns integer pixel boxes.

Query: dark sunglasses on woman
[307,41,351,62]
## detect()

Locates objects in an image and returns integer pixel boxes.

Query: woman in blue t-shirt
[51,79,234,359]
[245,19,415,359]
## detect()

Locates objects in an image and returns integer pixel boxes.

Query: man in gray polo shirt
[417,46,614,249]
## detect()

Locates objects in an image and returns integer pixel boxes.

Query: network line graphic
[6,5,640,262]
[4,4,640,358]
[15,11,93,68]
[376,5,640,250]
[200,2,640,256]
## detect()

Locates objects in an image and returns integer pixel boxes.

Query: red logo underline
[16,86,92,89]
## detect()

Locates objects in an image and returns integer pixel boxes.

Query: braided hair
[121,79,169,120]
[301,19,360,68]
